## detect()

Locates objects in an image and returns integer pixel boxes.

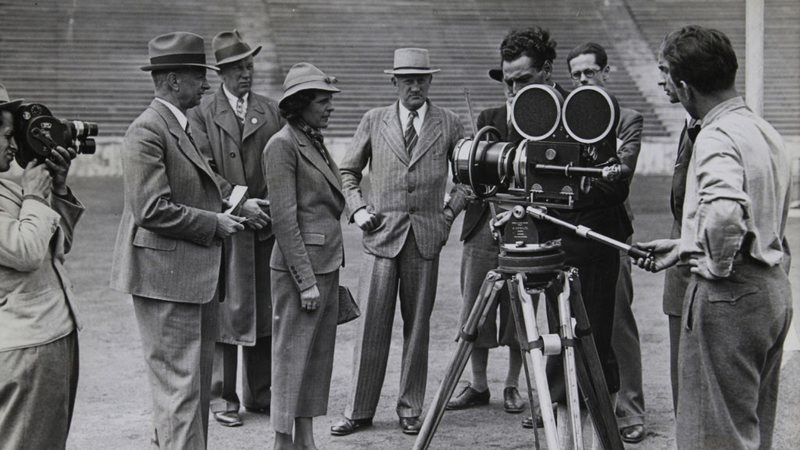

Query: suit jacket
[110,99,229,304]
[264,125,345,292]
[340,101,467,259]
[617,107,644,222]
[0,179,84,351]
[188,87,282,344]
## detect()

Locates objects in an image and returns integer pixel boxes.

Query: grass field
[49,175,800,449]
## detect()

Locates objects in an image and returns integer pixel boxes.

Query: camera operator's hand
[633,239,680,272]
[443,206,455,228]
[215,213,246,239]
[300,284,321,311]
[44,146,77,196]
[354,208,379,231]
[21,161,53,200]
[239,198,270,230]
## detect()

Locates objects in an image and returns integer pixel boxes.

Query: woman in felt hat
[262,63,343,450]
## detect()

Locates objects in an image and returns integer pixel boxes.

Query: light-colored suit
[339,101,467,420]
[188,87,282,413]
[0,180,83,450]
[264,124,344,434]
[111,98,228,449]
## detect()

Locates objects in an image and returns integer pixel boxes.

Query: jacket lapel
[290,127,342,195]
[242,96,267,142]
[380,103,410,166]
[150,100,217,182]
[409,102,442,167]
[212,89,242,143]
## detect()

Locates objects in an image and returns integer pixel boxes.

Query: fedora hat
[0,83,23,112]
[213,29,262,67]
[279,63,340,108]
[383,48,440,75]
[140,31,218,72]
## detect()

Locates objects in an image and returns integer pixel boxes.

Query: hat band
[149,53,208,66]
[215,42,252,63]
[393,66,433,71]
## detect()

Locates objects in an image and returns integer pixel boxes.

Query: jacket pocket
[302,232,326,246]
[707,278,759,304]
[133,228,177,251]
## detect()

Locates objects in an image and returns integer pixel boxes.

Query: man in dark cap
[110,31,266,448]
[188,29,280,428]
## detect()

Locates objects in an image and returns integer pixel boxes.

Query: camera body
[452,85,620,209]
[13,103,99,166]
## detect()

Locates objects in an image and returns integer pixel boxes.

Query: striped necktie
[404,109,418,155]
[235,96,246,123]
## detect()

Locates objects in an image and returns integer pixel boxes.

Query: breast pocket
[133,228,177,251]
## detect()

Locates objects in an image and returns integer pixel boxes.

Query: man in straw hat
[110,31,266,448]
[188,29,280,428]
[0,83,84,450]
[332,47,468,436]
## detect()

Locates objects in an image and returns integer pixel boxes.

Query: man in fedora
[332,47,468,436]
[0,83,84,450]
[188,29,280,428]
[110,31,267,448]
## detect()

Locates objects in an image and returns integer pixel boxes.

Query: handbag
[337,285,361,325]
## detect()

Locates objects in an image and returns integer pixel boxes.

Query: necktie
[687,123,702,142]
[235,97,246,122]
[404,110,418,155]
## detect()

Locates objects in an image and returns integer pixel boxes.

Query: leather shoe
[503,387,525,413]
[521,415,543,429]
[213,411,243,427]
[243,405,269,414]
[330,417,373,436]
[399,417,422,435]
[620,424,645,443]
[445,383,490,410]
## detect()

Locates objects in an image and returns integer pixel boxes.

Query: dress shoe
[399,417,422,435]
[213,411,243,427]
[503,387,525,413]
[620,424,645,443]
[445,383,490,410]
[243,405,269,414]
[330,417,373,436]
[521,415,543,429]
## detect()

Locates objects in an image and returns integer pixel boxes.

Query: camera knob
[545,148,557,161]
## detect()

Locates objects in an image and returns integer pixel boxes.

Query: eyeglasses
[570,68,602,80]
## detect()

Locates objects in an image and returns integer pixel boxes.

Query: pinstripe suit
[339,101,467,420]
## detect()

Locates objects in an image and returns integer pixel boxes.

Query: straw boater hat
[383,48,440,75]
[278,63,340,108]
[213,29,262,67]
[0,83,23,112]
[140,31,218,72]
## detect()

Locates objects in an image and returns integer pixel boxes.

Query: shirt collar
[701,96,746,128]
[398,100,428,124]
[155,97,188,130]
[222,84,249,109]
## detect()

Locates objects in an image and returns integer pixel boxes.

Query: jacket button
[408,186,414,193]
[229,152,236,158]
[409,207,416,214]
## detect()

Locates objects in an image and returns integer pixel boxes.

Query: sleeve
[616,110,644,179]
[693,129,749,277]
[263,136,316,291]
[50,187,85,255]
[0,195,60,272]
[122,120,219,246]
[338,111,374,221]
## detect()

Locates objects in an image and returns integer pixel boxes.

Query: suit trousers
[664,262,692,412]
[0,330,78,450]
[210,337,272,413]
[345,229,440,420]
[133,296,218,450]
[611,243,645,428]
[677,260,792,450]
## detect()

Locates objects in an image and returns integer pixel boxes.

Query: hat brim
[140,63,220,72]
[216,45,262,67]
[279,82,341,108]
[384,68,440,75]
[0,99,23,112]
[488,68,503,82]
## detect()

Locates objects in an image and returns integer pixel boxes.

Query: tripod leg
[508,281,541,450]
[554,274,583,450]
[510,274,560,450]
[414,271,505,450]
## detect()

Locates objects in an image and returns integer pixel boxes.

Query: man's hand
[354,208,379,231]
[239,198,270,230]
[633,238,680,272]
[300,284,321,311]
[688,256,725,280]
[215,213,246,238]
[443,206,455,227]
[44,146,77,196]
[21,161,52,199]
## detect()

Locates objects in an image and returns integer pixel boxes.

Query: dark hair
[566,42,607,71]
[660,25,738,94]
[500,27,557,69]
[279,89,319,123]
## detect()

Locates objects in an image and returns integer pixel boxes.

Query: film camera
[13,103,99,166]
[452,84,622,209]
